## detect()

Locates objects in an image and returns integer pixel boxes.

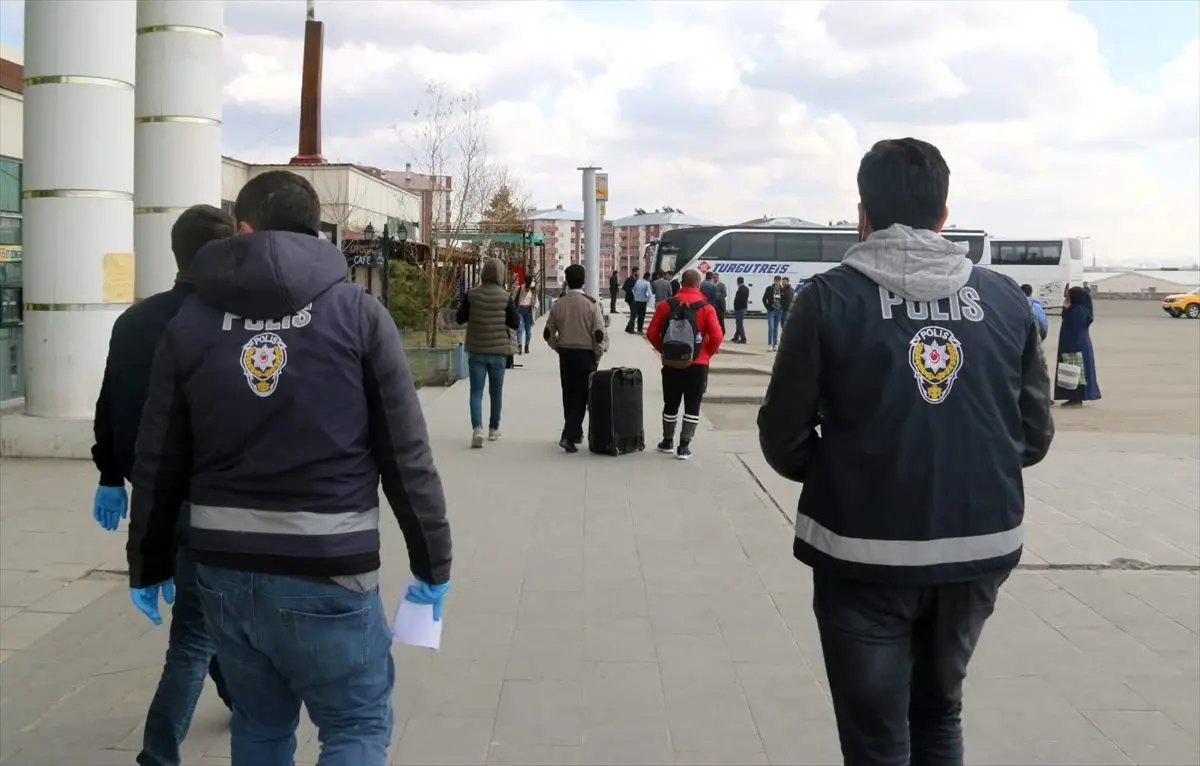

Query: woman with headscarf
[1054,286,1101,407]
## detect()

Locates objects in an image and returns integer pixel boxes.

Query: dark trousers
[813,571,1008,766]
[661,364,708,444]
[558,348,597,442]
[625,301,648,333]
[139,512,231,766]
[610,292,618,315]
[733,309,747,342]
[717,306,727,336]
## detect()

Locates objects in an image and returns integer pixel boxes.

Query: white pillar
[579,166,601,299]
[135,0,224,298]
[22,0,136,420]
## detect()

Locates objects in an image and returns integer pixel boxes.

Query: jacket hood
[194,231,348,319]
[842,224,972,302]
[480,257,505,285]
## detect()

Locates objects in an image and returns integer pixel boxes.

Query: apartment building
[527,205,617,286]
[611,208,719,276]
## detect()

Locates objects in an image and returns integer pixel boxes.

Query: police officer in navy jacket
[128,170,451,763]
[758,138,1053,766]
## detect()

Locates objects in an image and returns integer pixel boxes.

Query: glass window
[0,287,20,326]
[1025,241,1062,265]
[993,242,1025,265]
[0,160,20,214]
[945,234,985,264]
[820,233,858,262]
[775,233,820,262]
[0,215,21,246]
[729,232,776,261]
[221,199,235,217]
[697,234,729,262]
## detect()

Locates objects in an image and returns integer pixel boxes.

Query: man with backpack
[646,268,724,460]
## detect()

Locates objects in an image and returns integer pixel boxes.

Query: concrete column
[134,0,223,298]
[579,166,601,299]
[21,1,136,421]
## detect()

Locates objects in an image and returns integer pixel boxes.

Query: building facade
[0,46,23,405]
[610,209,718,277]
[526,205,617,287]
[221,158,423,296]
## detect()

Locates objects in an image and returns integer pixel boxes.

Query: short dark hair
[172,204,235,272]
[857,137,950,231]
[736,276,744,284]
[564,264,586,289]
[233,170,322,235]
[773,274,782,281]
[1020,283,1033,296]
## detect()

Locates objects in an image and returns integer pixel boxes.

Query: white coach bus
[651,225,1083,312]
[651,225,988,313]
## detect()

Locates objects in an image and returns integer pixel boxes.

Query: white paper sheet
[391,575,443,650]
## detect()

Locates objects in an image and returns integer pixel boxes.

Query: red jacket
[647,287,724,366]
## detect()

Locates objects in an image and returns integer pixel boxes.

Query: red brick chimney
[290,0,326,166]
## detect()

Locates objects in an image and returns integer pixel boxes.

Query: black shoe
[657,438,674,454]
[676,442,692,460]
[559,437,578,453]
[524,344,530,354]
[573,435,583,445]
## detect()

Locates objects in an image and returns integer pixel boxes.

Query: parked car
[1162,288,1200,319]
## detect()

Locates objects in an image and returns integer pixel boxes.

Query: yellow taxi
[1162,288,1200,319]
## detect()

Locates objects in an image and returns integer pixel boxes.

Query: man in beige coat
[544,264,607,453]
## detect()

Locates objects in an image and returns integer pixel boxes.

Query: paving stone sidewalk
[1,325,1197,765]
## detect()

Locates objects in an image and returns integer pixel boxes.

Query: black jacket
[761,285,782,311]
[758,227,1053,585]
[93,283,196,488]
[622,276,637,303]
[733,284,750,311]
[128,232,451,588]
[780,284,795,311]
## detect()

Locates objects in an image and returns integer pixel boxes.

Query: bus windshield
[654,227,723,274]
[942,233,986,264]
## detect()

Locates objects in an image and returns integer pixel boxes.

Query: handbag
[1056,361,1082,389]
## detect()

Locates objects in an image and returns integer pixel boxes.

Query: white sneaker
[488,429,501,442]
[471,428,484,448]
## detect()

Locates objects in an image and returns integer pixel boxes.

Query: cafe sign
[341,239,384,269]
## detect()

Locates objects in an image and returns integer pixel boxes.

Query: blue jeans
[468,353,507,430]
[139,510,229,766]
[767,309,782,346]
[516,306,534,347]
[195,566,394,766]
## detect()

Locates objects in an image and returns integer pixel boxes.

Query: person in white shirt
[515,282,537,354]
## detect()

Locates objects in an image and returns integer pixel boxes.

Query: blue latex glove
[130,580,175,626]
[406,579,450,622]
[93,485,128,532]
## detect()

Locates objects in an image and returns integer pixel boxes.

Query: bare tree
[398,81,511,347]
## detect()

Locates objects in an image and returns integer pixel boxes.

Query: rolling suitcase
[588,367,645,456]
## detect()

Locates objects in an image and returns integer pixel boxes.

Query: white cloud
[9,0,1199,263]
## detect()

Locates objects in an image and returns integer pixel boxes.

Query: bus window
[819,233,857,262]
[657,227,717,272]
[696,234,730,263]
[775,233,820,262]
[729,232,776,261]
[993,242,1024,265]
[1026,241,1062,265]
[944,234,985,263]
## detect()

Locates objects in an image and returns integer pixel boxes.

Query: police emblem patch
[240,332,288,398]
[908,326,963,404]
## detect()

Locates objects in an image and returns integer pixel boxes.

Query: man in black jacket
[92,204,234,766]
[758,138,1053,766]
[731,276,749,343]
[128,171,452,763]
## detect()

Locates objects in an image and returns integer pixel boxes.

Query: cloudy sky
[2,0,1197,265]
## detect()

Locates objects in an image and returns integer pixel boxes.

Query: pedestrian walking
[762,275,784,351]
[1021,283,1049,341]
[544,264,607,453]
[732,276,749,343]
[714,273,728,335]
[757,138,1054,766]
[625,271,651,334]
[457,257,519,447]
[127,170,453,766]
[647,269,724,459]
[609,270,620,315]
[1054,286,1101,407]
[515,281,537,355]
[93,204,234,766]
[622,268,639,316]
